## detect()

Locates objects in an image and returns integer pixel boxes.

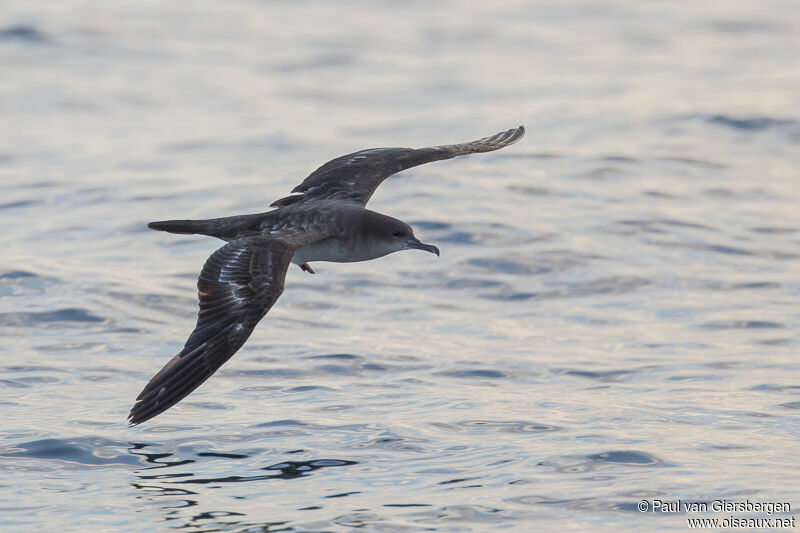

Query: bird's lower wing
[270,125,525,208]
[128,237,295,425]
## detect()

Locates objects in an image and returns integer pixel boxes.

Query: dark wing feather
[271,126,525,207]
[128,237,295,425]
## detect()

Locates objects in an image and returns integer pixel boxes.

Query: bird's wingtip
[127,398,154,426]
[127,407,141,426]
[494,125,525,147]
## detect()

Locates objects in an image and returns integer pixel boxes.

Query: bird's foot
[300,262,316,274]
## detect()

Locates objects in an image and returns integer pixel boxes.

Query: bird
[128,125,525,425]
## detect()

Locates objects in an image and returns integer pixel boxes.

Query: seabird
[128,126,525,425]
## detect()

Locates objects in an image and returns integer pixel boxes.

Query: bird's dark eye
[392,230,404,237]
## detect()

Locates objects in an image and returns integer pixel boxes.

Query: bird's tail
[147,213,265,239]
[147,219,220,236]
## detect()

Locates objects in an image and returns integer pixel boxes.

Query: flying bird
[129,126,525,425]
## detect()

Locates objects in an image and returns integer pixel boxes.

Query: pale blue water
[2,1,800,531]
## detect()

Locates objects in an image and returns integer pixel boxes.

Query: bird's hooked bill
[406,237,440,256]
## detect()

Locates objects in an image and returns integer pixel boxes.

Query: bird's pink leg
[300,262,316,274]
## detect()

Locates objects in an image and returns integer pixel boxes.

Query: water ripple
[0,25,50,43]
[431,420,560,434]
[0,308,105,327]
[699,320,784,330]
[0,437,143,467]
[170,458,358,484]
[700,114,800,132]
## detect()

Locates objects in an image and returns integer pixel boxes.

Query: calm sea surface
[2,1,800,531]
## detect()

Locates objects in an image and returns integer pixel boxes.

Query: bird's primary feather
[128,238,295,424]
[271,126,525,207]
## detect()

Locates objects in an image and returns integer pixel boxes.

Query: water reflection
[127,441,358,530]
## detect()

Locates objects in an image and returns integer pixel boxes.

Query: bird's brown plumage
[271,126,525,207]
[129,126,525,425]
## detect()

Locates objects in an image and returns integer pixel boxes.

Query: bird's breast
[292,237,357,264]
[291,236,388,265]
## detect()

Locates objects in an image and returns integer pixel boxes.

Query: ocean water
[2,1,800,531]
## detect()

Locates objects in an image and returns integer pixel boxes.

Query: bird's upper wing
[129,237,296,425]
[271,126,525,208]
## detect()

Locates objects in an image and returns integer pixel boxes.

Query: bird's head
[364,212,440,259]
[386,220,440,257]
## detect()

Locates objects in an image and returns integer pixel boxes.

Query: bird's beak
[406,237,440,257]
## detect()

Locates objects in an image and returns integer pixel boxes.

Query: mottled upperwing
[128,237,296,425]
[271,126,525,208]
